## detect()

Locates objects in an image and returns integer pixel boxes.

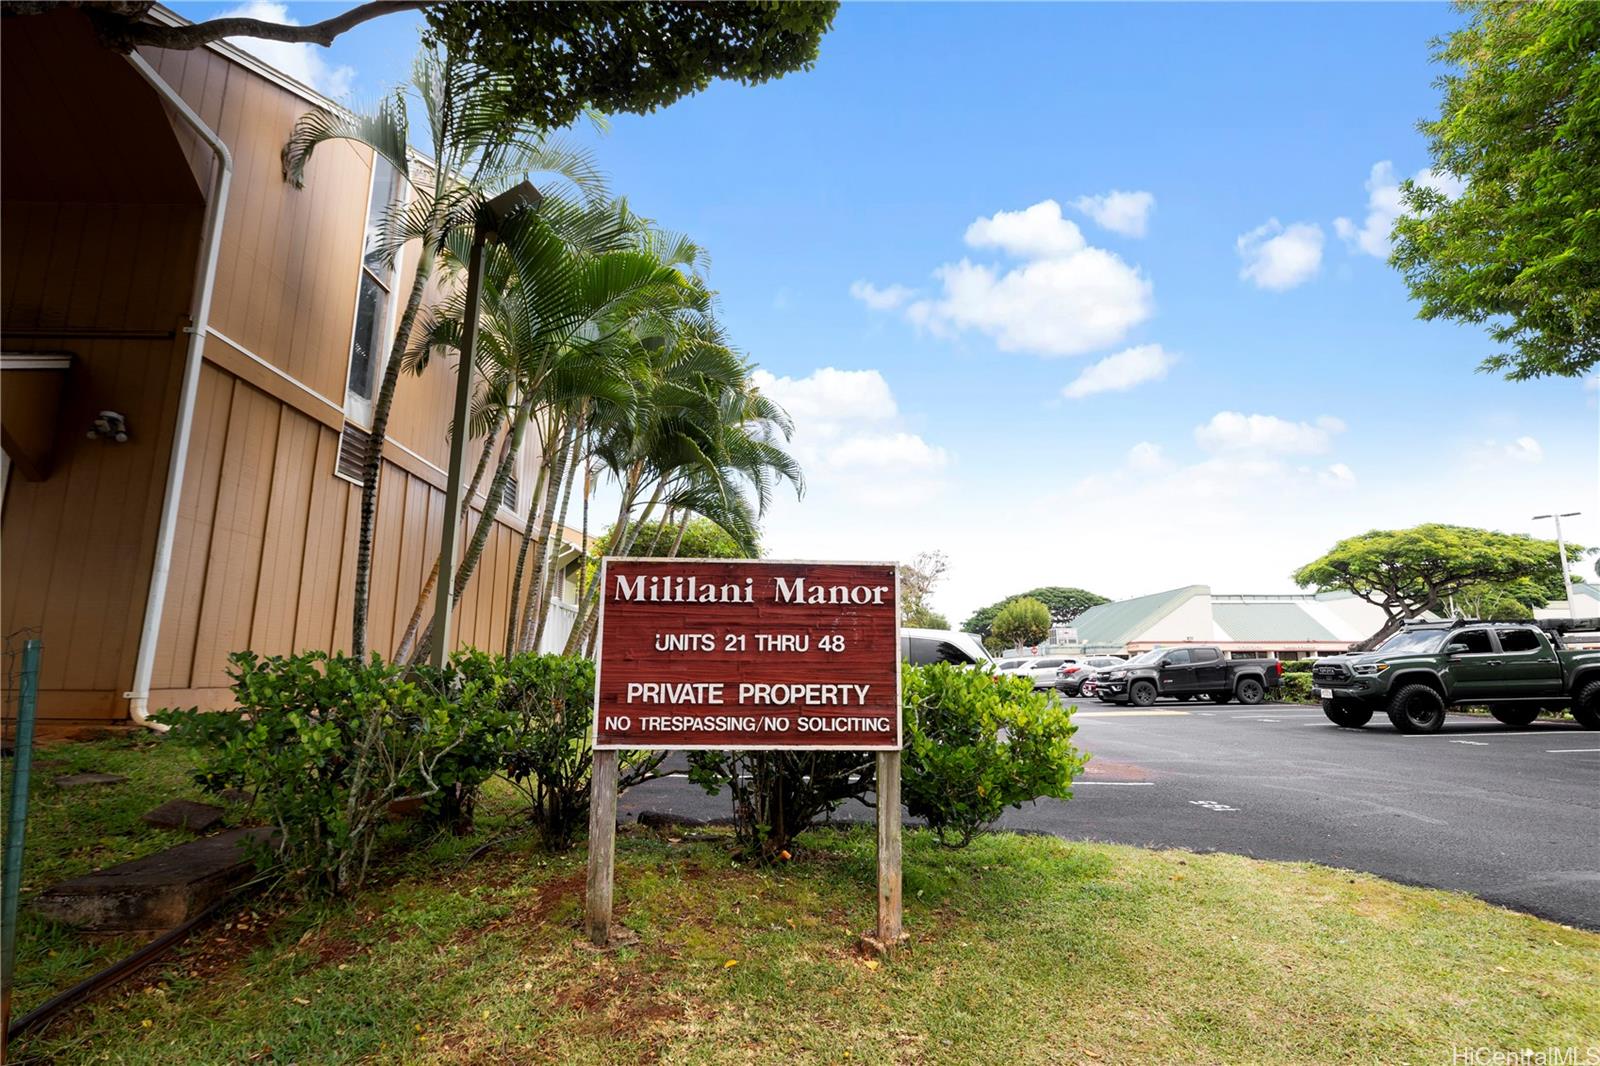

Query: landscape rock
[141,799,226,833]
[53,772,128,788]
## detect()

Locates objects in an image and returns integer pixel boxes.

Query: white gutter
[123,52,233,731]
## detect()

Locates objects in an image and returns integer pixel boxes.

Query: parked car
[900,627,996,670]
[1056,655,1127,696]
[1312,618,1600,733]
[1096,646,1282,706]
[994,658,1033,674]
[1017,656,1078,690]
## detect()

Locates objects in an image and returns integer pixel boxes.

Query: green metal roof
[1213,601,1337,642]
[1070,585,1206,646]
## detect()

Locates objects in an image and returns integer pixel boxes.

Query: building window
[345,156,404,426]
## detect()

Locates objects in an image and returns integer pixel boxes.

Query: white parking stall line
[1077,781,1155,786]
[1402,730,1577,739]
[1189,799,1239,812]
[1450,740,1490,746]
[1546,748,1600,754]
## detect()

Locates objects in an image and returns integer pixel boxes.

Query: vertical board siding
[5,31,560,720]
[1,198,200,718]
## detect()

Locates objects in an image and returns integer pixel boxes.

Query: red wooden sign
[592,558,901,750]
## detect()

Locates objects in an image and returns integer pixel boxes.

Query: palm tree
[281,44,604,661]
[563,323,804,654]
[405,202,695,662]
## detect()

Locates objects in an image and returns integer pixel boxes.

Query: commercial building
[1,7,580,727]
[1049,585,1398,660]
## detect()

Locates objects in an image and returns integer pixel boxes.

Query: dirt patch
[450,871,587,948]
[316,936,361,967]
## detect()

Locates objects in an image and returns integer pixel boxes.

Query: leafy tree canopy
[1391,1,1600,379]
[590,517,755,561]
[40,1,839,133]
[899,550,949,628]
[963,586,1109,637]
[990,597,1052,651]
[1293,523,1585,648]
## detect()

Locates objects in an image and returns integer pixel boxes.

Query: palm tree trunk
[668,508,692,556]
[564,476,636,655]
[529,414,583,651]
[514,425,568,653]
[503,421,559,657]
[350,247,432,660]
[416,397,531,661]
[395,416,502,664]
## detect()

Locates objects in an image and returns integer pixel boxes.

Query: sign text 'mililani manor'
[613,573,892,606]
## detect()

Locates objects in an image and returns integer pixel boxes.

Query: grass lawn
[7,736,1599,1064]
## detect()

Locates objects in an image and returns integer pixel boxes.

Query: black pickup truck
[1095,646,1283,706]
[1312,618,1600,733]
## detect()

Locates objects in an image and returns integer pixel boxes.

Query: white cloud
[218,2,356,97]
[1335,161,1465,258]
[1061,344,1176,399]
[1319,463,1357,487]
[1072,190,1156,237]
[751,367,896,429]
[751,367,947,507]
[857,199,1154,358]
[1236,219,1324,291]
[849,280,913,311]
[824,432,948,472]
[1503,436,1544,463]
[963,199,1086,258]
[1126,441,1171,473]
[1194,411,1345,455]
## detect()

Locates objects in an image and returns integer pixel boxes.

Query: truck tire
[1208,691,1232,705]
[1488,704,1539,728]
[1236,678,1265,705]
[1130,680,1158,707]
[1386,684,1447,734]
[1573,680,1600,730]
[1323,702,1373,728]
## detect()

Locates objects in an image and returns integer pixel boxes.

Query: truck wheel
[1323,702,1373,728]
[1208,691,1232,705]
[1386,684,1447,734]
[1573,680,1600,730]
[1236,678,1265,705]
[1488,704,1539,728]
[1130,681,1158,707]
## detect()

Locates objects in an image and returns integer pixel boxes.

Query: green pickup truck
[1311,618,1600,734]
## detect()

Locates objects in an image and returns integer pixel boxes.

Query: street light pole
[430,181,542,668]
[1532,510,1582,621]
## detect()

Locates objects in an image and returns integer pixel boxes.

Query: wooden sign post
[585,559,903,950]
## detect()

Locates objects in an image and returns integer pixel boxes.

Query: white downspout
[123,52,233,731]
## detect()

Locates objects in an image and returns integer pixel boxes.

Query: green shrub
[902,664,1087,847]
[1281,659,1315,674]
[159,651,498,896]
[484,652,663,849]
[1277,672,1315,703]
[687,749,874,860]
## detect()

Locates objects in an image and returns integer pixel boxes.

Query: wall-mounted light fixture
[87,411,129,443]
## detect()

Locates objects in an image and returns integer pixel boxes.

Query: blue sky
[181,2,1599,623]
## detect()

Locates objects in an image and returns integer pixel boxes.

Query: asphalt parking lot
[619,701,1600,930]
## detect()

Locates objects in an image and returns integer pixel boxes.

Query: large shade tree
[1391,1,1600,380]
[963,587,1109,639]
[1293,523,1584,649]
[23,1,839,129]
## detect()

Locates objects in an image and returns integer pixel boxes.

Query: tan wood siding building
[1,10,568,726]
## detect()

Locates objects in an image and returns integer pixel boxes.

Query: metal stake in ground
[2,638,43,1060]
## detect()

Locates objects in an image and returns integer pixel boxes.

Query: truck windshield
[1124,650,1163,666]
[1374,629,1446,654]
